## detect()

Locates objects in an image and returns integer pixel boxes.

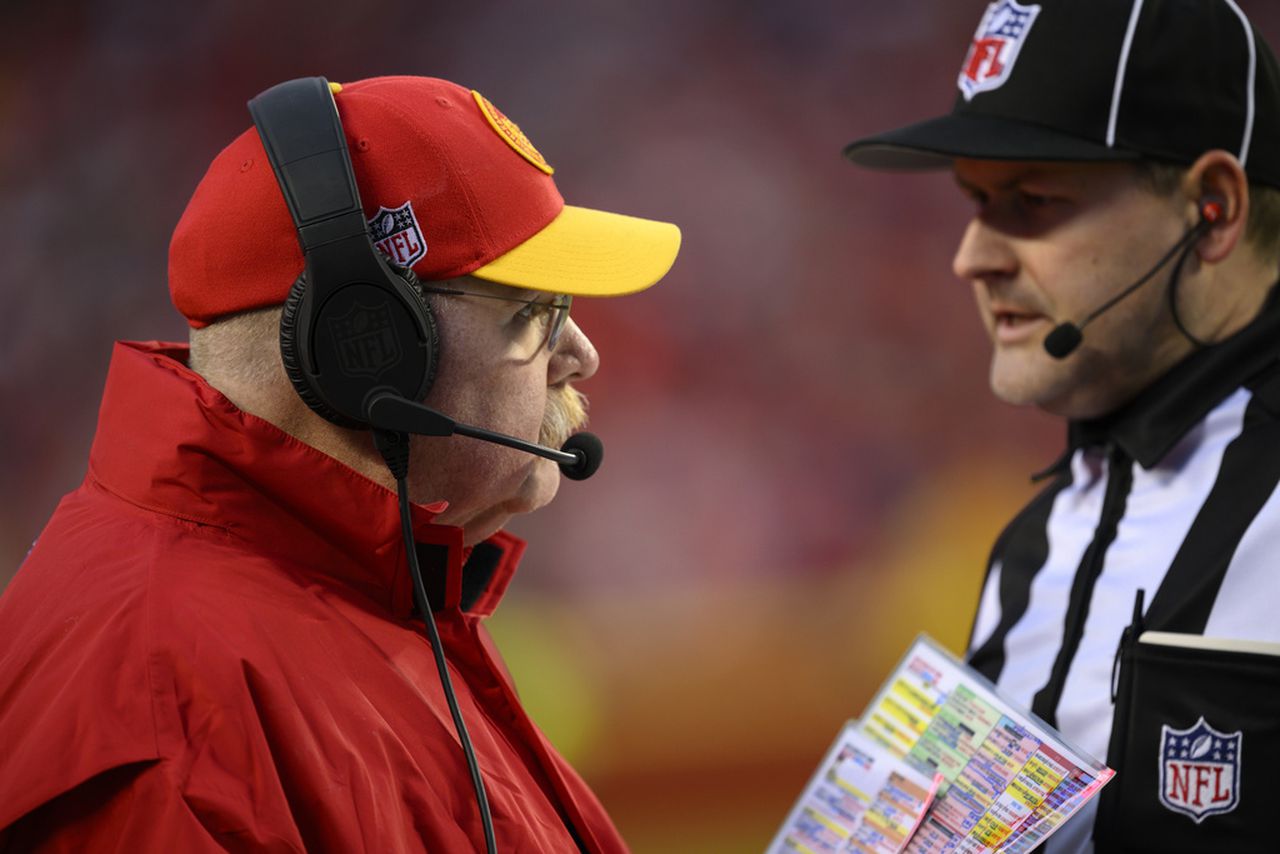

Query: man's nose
[549,318,599,385]
[952,216,1018,284]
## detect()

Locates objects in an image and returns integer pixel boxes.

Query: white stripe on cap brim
[1107,0,1145,148]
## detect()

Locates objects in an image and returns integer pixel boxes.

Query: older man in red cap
[0,75,679,852]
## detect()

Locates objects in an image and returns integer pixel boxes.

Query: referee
[846,2,1280,851]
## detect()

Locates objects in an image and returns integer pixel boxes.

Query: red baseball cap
[170,76,681,327]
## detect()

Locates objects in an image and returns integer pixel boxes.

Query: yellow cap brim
[471,205,681,296]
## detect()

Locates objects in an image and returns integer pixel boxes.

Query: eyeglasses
[417,286,573,352]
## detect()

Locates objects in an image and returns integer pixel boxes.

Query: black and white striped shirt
[966,286,1280,852]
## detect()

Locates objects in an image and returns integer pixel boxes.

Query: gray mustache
[539,385,588,448]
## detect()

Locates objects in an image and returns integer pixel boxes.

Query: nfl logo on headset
[368,201,427,268]
[329,302,402,379]
[958,0,1042,101]
[1158,717,1242,823]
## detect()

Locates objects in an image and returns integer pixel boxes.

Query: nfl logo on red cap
[368,201,427,269]
[1159,717,1242,824]
[958,0,1042,101]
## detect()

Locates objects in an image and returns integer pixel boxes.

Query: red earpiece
[1199,195,1226,224]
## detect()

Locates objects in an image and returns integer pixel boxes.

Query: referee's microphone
[1043,196,1225,359]
[365,392,604,480]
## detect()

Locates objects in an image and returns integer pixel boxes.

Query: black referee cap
[844,0,1280,189]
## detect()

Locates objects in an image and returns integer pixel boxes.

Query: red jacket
[0,341,626,853]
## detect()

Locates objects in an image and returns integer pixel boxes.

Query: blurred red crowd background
[4,2,1277,850]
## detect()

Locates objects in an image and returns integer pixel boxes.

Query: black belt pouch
[1094,628,1280,853]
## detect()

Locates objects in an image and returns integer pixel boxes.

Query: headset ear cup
[279,272,365,429]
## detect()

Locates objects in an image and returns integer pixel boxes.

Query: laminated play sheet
[769,636,1114,854]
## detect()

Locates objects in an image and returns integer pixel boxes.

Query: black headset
[1042,195,1227,359]
[248,76,500,853]
[248,76,439,430]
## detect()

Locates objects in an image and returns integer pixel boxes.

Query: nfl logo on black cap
[846,0,1280,190]
[959,1,1042,101]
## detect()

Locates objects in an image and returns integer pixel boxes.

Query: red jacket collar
[86,341,525,619]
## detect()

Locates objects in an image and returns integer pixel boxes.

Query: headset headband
[248,78,367,252]
[248,76,438,428]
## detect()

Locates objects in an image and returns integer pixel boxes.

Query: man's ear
[1183,150,1250,264]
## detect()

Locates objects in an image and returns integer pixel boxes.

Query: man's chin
[990,370,1104,419]
[989,353,1068,408]
[525,456,563,506]
[460,462,561,546]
